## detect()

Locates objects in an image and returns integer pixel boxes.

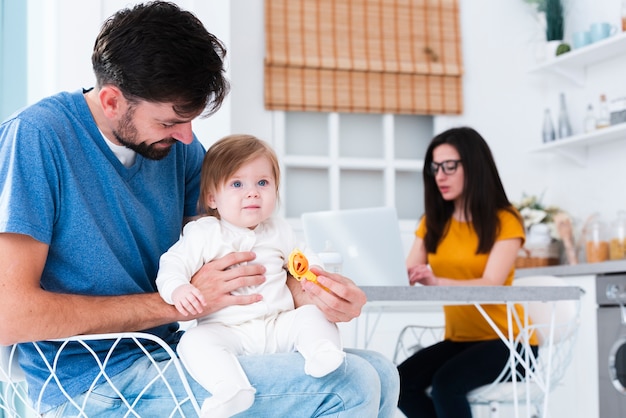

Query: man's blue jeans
[44,348,399,417]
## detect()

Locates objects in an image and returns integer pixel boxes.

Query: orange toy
[287,249,329,291]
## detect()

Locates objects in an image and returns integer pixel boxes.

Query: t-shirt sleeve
[0,118,57,244]
[497,208,526,247]
[415,216,426,239]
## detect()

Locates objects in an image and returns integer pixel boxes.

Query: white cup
[572,31,591,49]
[590,22,617,43]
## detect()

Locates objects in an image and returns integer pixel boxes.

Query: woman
[397,127,538,418]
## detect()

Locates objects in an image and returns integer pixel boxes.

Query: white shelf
[529,31,626,164]
[530,123,626,165]
[529,32,626,85]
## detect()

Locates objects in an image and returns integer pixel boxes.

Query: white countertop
[515,259,626,278]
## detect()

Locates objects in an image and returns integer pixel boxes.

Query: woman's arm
[407,237,522,287]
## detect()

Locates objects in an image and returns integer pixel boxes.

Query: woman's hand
[188,251,265,318]
[407,264,439,286]
[288,267,366,323]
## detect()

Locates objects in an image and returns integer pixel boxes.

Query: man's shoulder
[5,90,88,134]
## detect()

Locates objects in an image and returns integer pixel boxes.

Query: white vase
[534,39,563,63]
[544,40,563,61]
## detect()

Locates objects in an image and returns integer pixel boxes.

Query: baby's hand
[172,284,206,316]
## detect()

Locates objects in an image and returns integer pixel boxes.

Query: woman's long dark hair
[422,127,521,254]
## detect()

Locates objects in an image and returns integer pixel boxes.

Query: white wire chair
[0,332,201,418]
[393,276,581,418]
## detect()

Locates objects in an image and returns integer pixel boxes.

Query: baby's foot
[200,385,255,418]
[304,341,345,378]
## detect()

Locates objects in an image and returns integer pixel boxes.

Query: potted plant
[514,193,565,267]
[525,0,564,40]
[544,0,564,41]
[525,0,568,58]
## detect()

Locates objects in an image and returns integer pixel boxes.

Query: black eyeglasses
[429,159,462,176]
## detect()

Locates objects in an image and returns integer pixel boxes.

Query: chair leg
[531,403,541,418]
[489,401,500,418]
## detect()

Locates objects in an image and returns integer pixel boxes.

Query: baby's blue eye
[232,181,242,188]
[258,179,268,187]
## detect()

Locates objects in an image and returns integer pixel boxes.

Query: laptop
[301,207,409,286]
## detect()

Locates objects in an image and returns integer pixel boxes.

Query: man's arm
[0,233,181,345]
[0,234,266,346]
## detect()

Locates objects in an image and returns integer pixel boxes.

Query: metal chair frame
[1,332,201,418]
[393,276,581,418]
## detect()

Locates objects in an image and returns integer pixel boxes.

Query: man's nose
[171,122,194,144]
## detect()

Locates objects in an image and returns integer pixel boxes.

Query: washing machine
[596,274,626,418]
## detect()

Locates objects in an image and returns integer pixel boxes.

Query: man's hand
[288,267,366,323]
[189,251,266,317]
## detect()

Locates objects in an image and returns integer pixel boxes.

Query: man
[0,2,398,417]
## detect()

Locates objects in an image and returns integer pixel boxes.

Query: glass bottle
[610,211,626,260]
[584,104,596,133]
[586,214,609,263]
[596,94,611,129]
[558,93,573,138]
[542,108,556,143]
[622,0,626,31]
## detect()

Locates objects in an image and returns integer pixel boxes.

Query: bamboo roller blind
[264,0,463,115]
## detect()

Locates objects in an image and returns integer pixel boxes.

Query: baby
[156,134,345,418]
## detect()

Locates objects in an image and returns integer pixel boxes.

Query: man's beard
[113,110,176,161]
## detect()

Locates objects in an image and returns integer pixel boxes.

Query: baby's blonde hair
[198,134,280,218]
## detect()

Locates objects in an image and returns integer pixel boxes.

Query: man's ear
[98,86,125,119]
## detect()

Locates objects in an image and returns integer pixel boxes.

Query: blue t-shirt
[0,89,205,410]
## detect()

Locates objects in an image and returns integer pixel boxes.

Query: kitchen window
[274,111,432,221]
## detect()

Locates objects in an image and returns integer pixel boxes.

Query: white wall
[24,0,626,227]
[436,0,626,228]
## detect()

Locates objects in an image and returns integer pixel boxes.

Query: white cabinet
[529,33,626,165]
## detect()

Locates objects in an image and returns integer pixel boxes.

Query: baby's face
[210,156,277,229]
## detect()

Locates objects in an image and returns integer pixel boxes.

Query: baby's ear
[207,194,217,210]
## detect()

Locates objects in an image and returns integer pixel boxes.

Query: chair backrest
[467,275,582,413]
[513,275,580,345]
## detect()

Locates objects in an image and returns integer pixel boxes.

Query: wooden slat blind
[264,0,463,115]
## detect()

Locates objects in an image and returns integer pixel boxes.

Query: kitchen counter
[516,259,626,278]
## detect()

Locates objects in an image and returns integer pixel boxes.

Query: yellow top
[416,209,537,345]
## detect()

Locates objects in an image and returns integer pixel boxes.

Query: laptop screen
[301,207,409,287]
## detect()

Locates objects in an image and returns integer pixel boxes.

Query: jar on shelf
[610,211,626,260]
[586,214,609,263]
[516,223,560,268]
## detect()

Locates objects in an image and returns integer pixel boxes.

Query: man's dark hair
[92,1,229,117]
